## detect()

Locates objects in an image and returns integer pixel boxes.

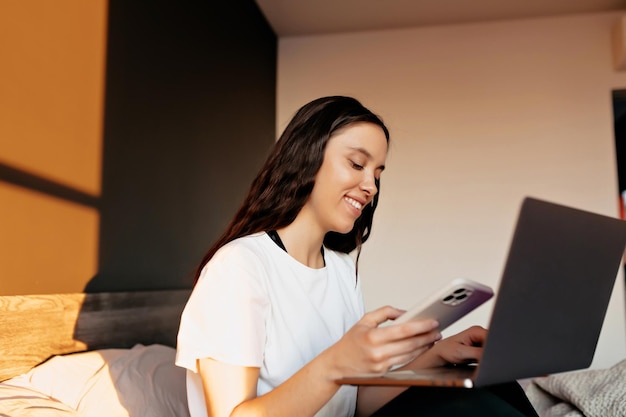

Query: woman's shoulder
[214,232,271,258]
[197,233,273,286]
[205,232,285,274]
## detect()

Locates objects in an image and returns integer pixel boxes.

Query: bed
[3,290,624,417]
[0,289,192,417]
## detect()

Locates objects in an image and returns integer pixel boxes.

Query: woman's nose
[360,174,378,196]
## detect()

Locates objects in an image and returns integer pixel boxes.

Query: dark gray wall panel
[88,0,276,291]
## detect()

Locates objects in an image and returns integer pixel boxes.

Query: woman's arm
[198,359,260,417]
[199,306,441,417]
[199,354,343,417]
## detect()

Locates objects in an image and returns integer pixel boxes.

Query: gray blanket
[524,359,626,417]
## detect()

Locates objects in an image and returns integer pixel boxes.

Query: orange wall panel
[0,0,107,294]
[0,0,107,196]
[0,182,99,295]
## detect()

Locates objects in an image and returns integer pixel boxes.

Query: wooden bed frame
[0,289,190,382]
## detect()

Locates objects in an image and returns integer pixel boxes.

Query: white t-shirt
[176,232,364,417]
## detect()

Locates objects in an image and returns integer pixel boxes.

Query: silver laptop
[338,197,626,388]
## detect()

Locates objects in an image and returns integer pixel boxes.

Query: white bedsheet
[0,344,190,417]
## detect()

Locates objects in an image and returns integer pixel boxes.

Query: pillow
[0,383,79,416]
[9,347,129,410]
[106,344,191,417]
[3,344,190,417]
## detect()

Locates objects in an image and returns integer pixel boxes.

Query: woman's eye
[350,161,364,170]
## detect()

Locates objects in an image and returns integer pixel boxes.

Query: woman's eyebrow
[350,146,386,171]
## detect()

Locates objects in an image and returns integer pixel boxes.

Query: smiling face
[301,122,388,235]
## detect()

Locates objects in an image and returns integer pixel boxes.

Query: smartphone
[392,278,494,330]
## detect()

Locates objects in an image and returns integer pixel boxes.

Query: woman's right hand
[326,306,442,379]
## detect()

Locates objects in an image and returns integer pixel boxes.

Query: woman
[176,96,537,417]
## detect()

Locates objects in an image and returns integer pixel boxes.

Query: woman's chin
[332,222,357,235]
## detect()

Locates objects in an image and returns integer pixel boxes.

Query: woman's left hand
[406,325,488,369]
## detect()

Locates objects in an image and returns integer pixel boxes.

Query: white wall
[277,11,626,369]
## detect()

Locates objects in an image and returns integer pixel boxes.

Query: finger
[381,334,441,370]
[381,319,440,342]
[368,329,442,363]
[361,306,406,327]
[457,325,487,346]
[464,346,484,363]
[448,326,487,345]
[365,322,439,347]
[386,350,426,370]
[466,326,488,346]
[453,345,484,364]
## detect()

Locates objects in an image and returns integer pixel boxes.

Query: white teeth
[345,197,363,210]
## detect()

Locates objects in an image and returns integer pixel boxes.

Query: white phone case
[392,278,494,330]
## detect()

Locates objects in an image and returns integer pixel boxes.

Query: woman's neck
[276,219,326,269]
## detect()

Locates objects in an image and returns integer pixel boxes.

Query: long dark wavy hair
[194,96,390,282]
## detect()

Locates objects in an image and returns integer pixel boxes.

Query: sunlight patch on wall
[0,182,99,295]
[0,0,107,196]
